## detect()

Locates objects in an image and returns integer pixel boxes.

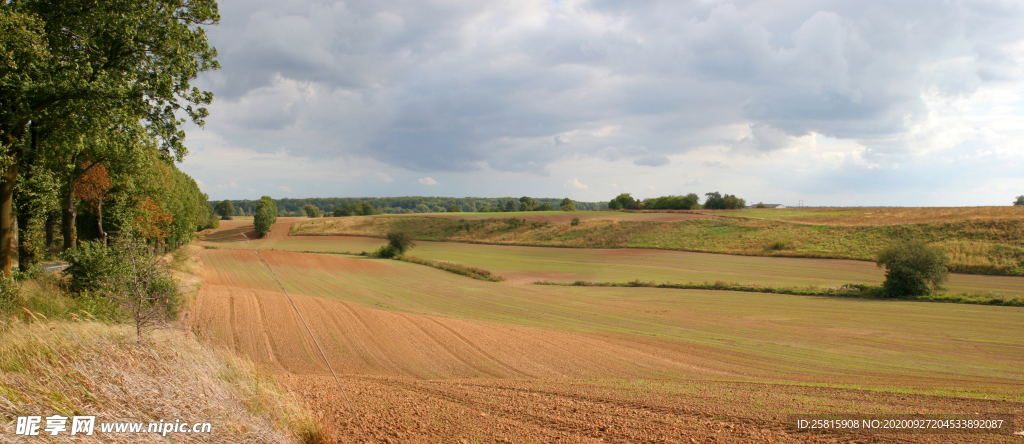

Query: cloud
[634,154,670,167]
[181,0,1024,205]
[375,172,393,183]
[565,178,588,190]
[418,177,438,185]
[278,185,292,193]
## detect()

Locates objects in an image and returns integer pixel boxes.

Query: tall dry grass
[0,319,321,443]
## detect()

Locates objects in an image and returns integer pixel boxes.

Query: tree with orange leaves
[74,162,113,246]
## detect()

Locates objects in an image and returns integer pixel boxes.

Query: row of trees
[0,0,220,276]
[212,196,608,215]
[607,192,746,210]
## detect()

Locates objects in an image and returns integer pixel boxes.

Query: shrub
[559,198,576,211]
[538,202,553,211]
[506,218,524,229]
[62,240,120,294]
[375,245,399,258]
[386,230,416,254]
[570,217,580,226]
[0,276,21,313]
[876,240,950,298]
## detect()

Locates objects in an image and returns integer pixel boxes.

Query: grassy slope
[202,249,1024,399]
[292,210,1024,276]
[0,243,321,443]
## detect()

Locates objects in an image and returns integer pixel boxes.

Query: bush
[538,202,553,211]
[0,276,22,313]
[375,245,399,258]
[570,217,580,226]
[876,240,950,298]
[62,240,120,294]
[386,231,416,254]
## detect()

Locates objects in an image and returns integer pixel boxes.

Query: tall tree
[0,0,219,275]
[253,196,277,238]
[215,200,234,219]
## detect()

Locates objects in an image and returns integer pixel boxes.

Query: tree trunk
[62,177,76,251]
[97,198,107,247]
[44,214,56,251]
[17,204,35,273]
[0,163,17,278]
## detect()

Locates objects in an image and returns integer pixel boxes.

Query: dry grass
[712,206,1024,225]
[0,319,322,443]
[396,255,505,282]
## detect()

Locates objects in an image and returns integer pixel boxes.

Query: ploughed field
[196,220,1024,443]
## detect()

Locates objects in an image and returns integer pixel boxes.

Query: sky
[179,0,1024,206]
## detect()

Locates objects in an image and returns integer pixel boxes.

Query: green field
[206,232,1024,297]
[202,249,1024,399]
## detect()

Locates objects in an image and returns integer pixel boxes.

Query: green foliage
[374,245,399,258]
[506,218,525,229]
[570,217,581,226]
[611,193,637,210]
[302,204,323,218]
[538,202,553,211]
[254,196,277,238]
[212,196,608,214]
[1015,195,1024,206]
[333,204,354,217]
[560,198,576,211]
[644,194,701,210]
[876,241,951,297]
[504,200,518,212]
[703,192,746,210]
[447,205,461,213]
[519,197,535,211]
[386,231,416,254]
[358,202,375,216]
[0,276,22,313]
[755,202,767,208]
[216,200,235,219]
[62,241,120,294]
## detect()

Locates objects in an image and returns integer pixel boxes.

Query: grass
[0,243,324,443]
[395,255,505,282]
[0,319,323,443]
[291,211,1024,276]
[534,280,1024,306]
[201,248,1024,398]
[211,234,1024,297]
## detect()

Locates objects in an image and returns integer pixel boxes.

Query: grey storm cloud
[193,0,1024,173]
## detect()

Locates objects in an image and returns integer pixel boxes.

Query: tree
[253,196,277,238]
[74,162,114,245]
[334,203,354,217]
[538,202,553,211]
[644,194,700,210]
[0,0,220,276]
[302,204,322,218]
[216,200,234,219]
[503,200,517,212]
[703,192,746,210]
[755,202,767,208]
[560,198,576,211]
[876,240,950,298]
[607,199,622,210]
[519,196,535,211]
[359,202,375,216]
[611,193,638,210]
[1015,195,1024,206]
[447,205,461,213]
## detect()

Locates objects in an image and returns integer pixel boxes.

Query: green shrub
[570,217,581,226]
[876,240,950,297]
[62,240,119,294]
[254,196,278,238]
[375,245,399,258]
[0,276,21,313]
[386,230,416,254]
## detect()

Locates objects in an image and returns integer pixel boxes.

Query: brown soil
[194,250,1023,443]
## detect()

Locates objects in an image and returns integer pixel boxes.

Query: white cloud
[278,185,292,193]
[418,177,438,185]
[565,178,588,190]
[376,172,393,183]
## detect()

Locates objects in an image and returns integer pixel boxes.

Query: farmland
[194,219,1024,443]
[291,207,1024,277]
[205,219,1024,297]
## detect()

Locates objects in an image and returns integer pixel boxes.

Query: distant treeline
[213,197,608,216]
